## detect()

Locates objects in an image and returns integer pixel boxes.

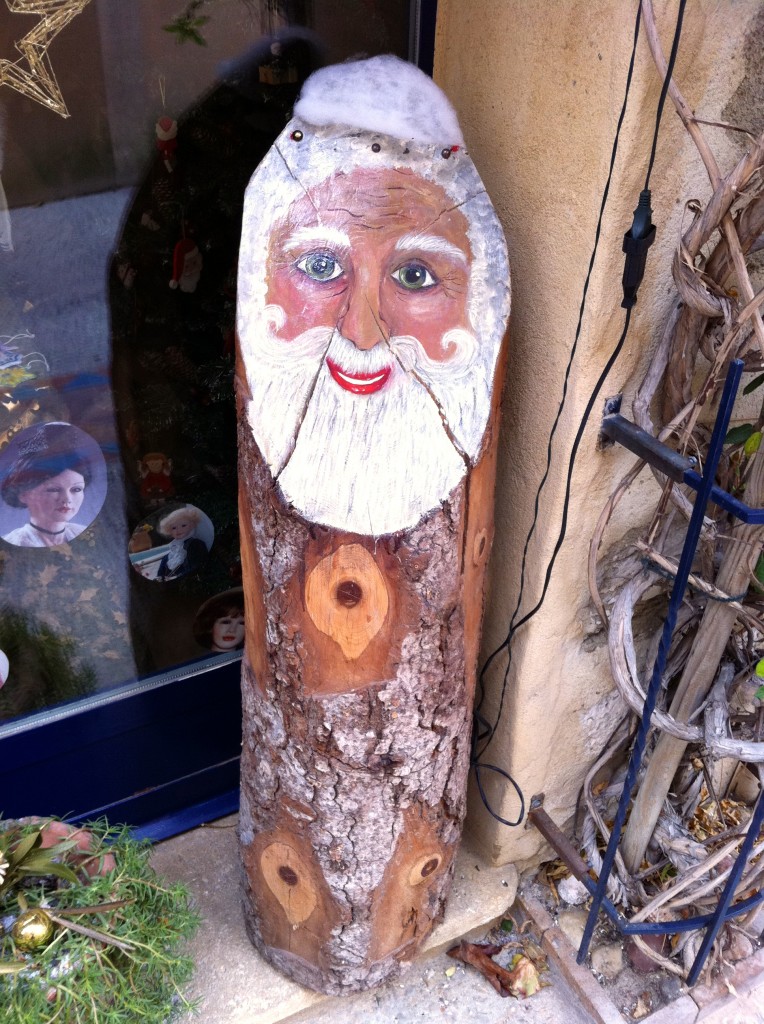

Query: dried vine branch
[581,0,764,975]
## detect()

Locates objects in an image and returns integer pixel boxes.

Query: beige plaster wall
[433,0,762,867]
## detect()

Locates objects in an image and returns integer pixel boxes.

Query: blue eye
[392,262,437,290]
[296,252,343,282]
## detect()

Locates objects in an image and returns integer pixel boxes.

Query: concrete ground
[150,815,764,1024]
[150,815,591,1024]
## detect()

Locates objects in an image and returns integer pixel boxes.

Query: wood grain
[304,543,389,660]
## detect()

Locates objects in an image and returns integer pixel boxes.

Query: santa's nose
[338,282,388,350]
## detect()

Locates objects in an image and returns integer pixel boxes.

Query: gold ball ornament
[12,908,55,951]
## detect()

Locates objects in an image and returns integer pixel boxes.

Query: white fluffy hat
[293,54,464,146]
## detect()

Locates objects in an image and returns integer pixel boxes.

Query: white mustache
[261,305,333,362]
[391,330,476,382]
[260,305,477,382]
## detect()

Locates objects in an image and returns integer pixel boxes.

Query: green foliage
[0,606,97,721]
[745,431,763,455]
[163,1,210,45]
[0,819,199,1024]
[744,372,764,395]
[0,826,79,894]
[724,423,755,446]
[755,659,764,679]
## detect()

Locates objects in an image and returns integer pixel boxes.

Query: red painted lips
[326,358,392,395]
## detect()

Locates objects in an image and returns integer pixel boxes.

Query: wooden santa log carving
[236,55,510,994]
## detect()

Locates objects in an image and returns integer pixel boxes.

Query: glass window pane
[0,0,416,731]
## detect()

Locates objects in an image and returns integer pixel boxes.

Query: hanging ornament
[12,908,55,951]
[0,0,93,118]
[169,238,202,293]
[155,115,178,173]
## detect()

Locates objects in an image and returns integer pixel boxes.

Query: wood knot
[305,544,389,660]
[421,858,440,878]
[261,841,317,925]
[472,528,489,566]
[335,579,362,607]
[278,865,299,886]
[409,853,443,886]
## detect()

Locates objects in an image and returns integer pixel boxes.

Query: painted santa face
[212,613,245,651]
[238,145,509,535]
[267,168,472,395]
[20,469,85,531]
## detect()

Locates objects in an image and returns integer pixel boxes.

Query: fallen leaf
[447,941,543,999]
[507,955,542,998]
[78,588,98,601]
[520,937,548,970]
[631,992,653,1019]
[444,965,456,978]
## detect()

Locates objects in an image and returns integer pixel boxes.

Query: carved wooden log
[236,56,510,994]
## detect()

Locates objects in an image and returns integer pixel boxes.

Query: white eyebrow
[282,225,351,250]
[394,232,468,266]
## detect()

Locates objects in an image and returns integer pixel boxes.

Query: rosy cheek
[267,271,343,342]
[387,293,472,363]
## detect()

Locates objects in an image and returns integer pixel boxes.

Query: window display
[0,0,417,741]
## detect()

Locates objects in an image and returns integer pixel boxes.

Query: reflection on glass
[193,588,245,652]
[0,423,106,547]
[129,504,213,583]
[0,1,413,727]
[0,607,96,721]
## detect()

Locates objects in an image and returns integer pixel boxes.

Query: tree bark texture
[236,343,506,993]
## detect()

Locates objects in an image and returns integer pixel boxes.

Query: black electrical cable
[472,0,643,766]
[644,0,686,193]
[472,0,688,826]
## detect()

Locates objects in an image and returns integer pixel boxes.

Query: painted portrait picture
[193,588,245,653]
[128,502,214,582]
[0,422,107,548]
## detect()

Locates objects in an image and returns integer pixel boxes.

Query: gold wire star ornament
[0,0,92,117]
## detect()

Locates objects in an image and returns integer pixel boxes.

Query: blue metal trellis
[529,358,764,984]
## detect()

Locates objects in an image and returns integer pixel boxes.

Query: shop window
[0,0,432,834]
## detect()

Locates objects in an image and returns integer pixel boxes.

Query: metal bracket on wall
[526,359,764,986]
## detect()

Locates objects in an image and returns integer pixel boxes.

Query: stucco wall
[433,0,762,867]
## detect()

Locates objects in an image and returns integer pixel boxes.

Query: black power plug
[621,188,656,309]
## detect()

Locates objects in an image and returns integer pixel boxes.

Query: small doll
[155,505,208,581]
[138,452,174,503]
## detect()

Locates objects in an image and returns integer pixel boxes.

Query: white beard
[392,329,490,460]
[243,307,486,535]
[241,305,333,473]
